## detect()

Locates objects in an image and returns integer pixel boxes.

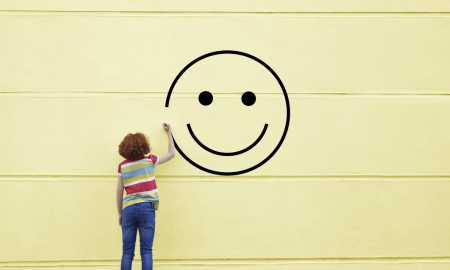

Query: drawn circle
[165,50,290,176]
[198,91,213,106]
[241,91,256,106]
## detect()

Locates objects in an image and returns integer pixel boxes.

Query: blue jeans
[121,202,156,270]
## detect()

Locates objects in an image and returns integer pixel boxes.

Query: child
[116,123,175,270]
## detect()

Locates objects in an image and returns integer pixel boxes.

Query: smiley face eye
[198,91,213,106]
[241,91,256,106]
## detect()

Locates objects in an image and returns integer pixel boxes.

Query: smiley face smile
[187,123,268,156]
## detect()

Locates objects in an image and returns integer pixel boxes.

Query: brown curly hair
[119,133,150,161]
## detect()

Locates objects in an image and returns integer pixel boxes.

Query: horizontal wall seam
[2,174,450,182]
[3,257,450,267]
[3,11,450,16]
[2,92,450,97]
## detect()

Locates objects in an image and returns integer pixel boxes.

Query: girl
[116,123,175,270]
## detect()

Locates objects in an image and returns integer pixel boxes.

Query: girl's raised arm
[157,123,175,165]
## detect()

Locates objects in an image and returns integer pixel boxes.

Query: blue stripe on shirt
[121,166,155,179]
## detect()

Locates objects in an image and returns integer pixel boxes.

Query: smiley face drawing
[165,50,290,175]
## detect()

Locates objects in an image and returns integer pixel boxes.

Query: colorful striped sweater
[118,154,159,209]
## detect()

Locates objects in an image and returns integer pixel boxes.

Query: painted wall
[1,1,450,269]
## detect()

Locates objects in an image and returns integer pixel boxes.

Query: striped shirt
[118,154,159,209]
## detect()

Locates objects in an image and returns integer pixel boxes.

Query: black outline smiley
[165,50,290,176]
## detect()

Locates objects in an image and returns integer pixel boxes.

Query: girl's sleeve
[117,163,122,176]
[148,154,159,165]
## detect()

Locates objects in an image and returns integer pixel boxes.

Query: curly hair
[119,132,150,161]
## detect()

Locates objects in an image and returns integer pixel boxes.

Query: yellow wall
[2,2,450,269]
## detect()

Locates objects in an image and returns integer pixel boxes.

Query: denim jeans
[121,201,156,270]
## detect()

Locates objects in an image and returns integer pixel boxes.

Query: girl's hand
[163,123,172,132]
